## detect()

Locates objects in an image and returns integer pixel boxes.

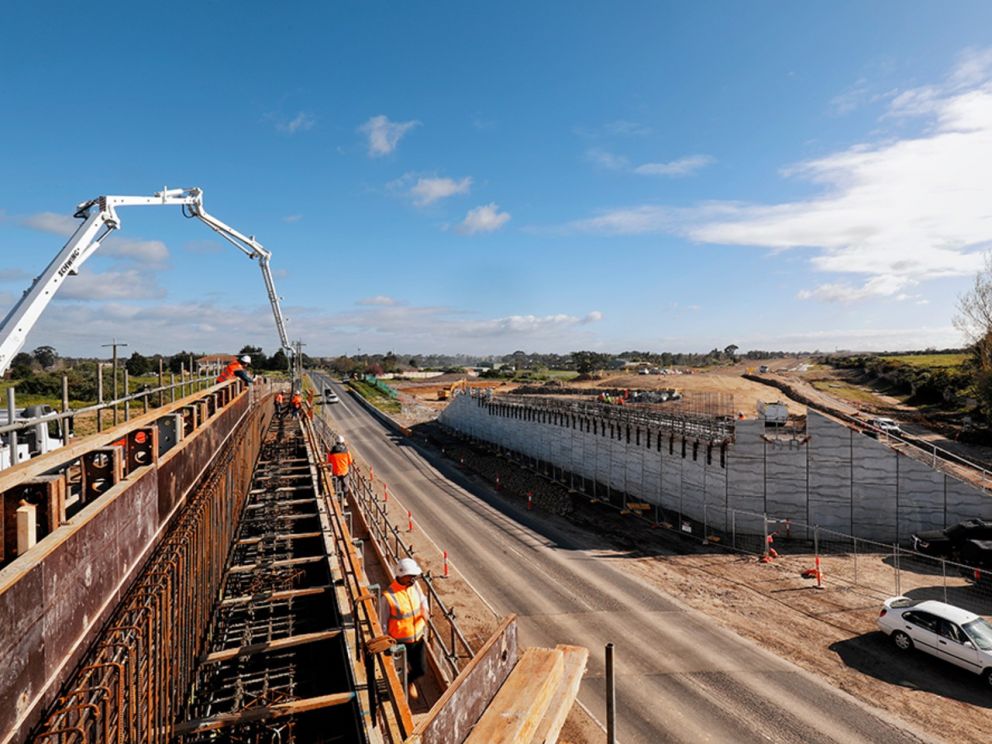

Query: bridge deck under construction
[175,416,363,742]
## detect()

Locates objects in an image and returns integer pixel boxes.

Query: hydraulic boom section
[0,187,293,375]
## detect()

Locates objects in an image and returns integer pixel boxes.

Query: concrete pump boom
[0,187,294,375]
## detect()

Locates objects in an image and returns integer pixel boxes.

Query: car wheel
[984,669,992,689]
[892,631,913,651]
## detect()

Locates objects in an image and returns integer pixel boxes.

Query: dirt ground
[369,362,992,741]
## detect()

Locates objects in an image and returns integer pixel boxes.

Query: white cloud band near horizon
[567,48,992,304]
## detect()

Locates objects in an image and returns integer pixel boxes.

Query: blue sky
[2,2,992,358]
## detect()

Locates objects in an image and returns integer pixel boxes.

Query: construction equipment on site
[437,379,468,401]
[0,187,293,377]
[0,188,294,465]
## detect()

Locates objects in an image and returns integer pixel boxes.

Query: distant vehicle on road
[758,365,769,373]
[324,388,339,404]
[877,596,992,686]
[868,417,903,435]
[912,519,992,558]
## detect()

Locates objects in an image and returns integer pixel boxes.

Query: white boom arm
[0,187,293,375]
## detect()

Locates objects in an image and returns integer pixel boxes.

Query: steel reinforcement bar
[30,399,269,743]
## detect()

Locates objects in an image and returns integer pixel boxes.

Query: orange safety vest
[290,393,302,408]
[275,393,285,404]
[216,360,243,383]
[384,580,426,643]
[327,449,353,476]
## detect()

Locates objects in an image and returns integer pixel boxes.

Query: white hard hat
[394,558,422,577]
[336,435,345,444]
[240,355,251,364]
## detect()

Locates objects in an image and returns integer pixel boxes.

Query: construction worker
[274,391,285,416]
[217,355,254,386]
[326,435,353,495]
[290,390,302,416]
[383,558,428,701]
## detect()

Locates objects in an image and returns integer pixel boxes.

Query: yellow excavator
[437,379,469,401]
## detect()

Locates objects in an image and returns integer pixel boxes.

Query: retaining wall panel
[897,455,946,538]
[945,478,989,524]
[852,441,898,542]
[765,442,808,522]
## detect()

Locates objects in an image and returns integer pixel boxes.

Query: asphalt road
[312,373,938,744]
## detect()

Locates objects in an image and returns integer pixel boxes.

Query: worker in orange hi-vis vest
[382,558,428,701]
[326,435,353,495]
[274,391,285,416]
[217,355,254,385]
[290,390,302,416]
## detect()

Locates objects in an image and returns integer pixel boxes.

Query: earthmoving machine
[0,187,293,464]
[437,378,469,400]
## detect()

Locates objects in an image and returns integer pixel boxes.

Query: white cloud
[283,214,303,223]
[22,212,78,236]
[358,295,397,306]
[633,155,714,177]
[274,112,316,134]
[101,238,170,268]
[586,149,713,177]
[564,49,992,303]
[57,268,166,301]
[359,115,419,157]
[410,176,472,206]
[458,203,511,234]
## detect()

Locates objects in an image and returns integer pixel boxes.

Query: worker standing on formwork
[383,558,428,702]
[290,390,302,416]
[274,391,285,416]
[326,435,353,496]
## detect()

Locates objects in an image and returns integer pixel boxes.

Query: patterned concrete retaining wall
[439,394,991,543]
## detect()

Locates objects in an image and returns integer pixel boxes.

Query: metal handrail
[310,413,475,678]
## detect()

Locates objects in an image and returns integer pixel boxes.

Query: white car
[877,596,992,686]
[869,417,903,435]
[324,390,340,404]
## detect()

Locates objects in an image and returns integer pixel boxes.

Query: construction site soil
[377,363,992,742]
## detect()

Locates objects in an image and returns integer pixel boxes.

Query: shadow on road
[829,631,992,708]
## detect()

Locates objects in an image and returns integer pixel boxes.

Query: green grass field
[810,379,882,405]
[878,353,968,368]
[349,379,401,413]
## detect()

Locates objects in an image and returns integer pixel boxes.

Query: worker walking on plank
[290,390,302,416]
[274,391,285,416]
[383,558,428,702]
[326,434,353,495]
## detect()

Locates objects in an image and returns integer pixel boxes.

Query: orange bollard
[370,465,374,483]
[527,492,533,510]
[443,550,449,578]
[816,555,822,588]
[496,475,501,491]
[383,484,389,503]
[408,511,413,533]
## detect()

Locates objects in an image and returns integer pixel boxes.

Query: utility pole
[101,338,128,426]
[293,340,306,387]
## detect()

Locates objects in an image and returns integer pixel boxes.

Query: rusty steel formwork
[29,399,267,743]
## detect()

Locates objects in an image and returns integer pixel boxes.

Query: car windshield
[962,618,992,650]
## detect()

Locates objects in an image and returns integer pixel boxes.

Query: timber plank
[531,645,589,744]
[464,647,563,744]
